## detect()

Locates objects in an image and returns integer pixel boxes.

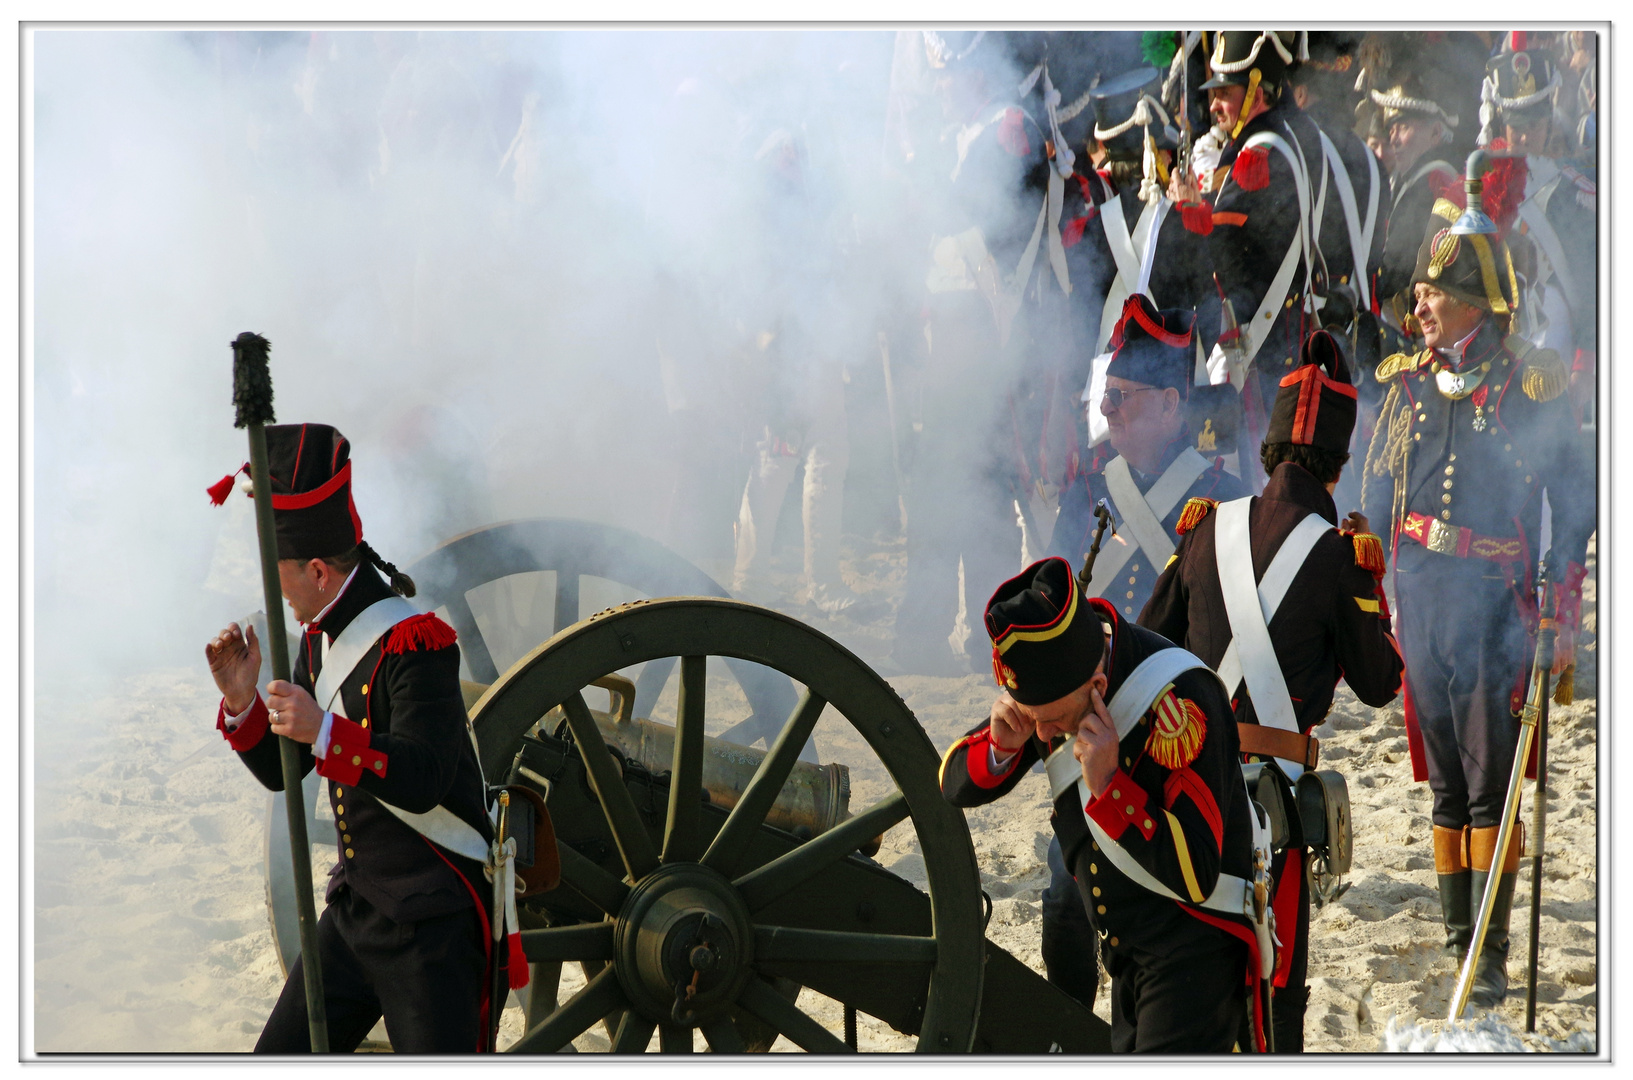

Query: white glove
[1207,342,1248,391]
[1190,124,1228,190]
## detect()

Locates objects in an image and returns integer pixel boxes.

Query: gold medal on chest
[1432,359,1492,400]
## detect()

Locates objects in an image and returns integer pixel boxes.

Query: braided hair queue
[358,540,416,598]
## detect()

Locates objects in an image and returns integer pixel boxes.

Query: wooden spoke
[736,976,851,1054]
[508,966,625,1054]
[753,925,937,965]
[733,792,910,913]
[444,592,498,683]
[702,688,827,877]
[662,656,707,863]
[658,1023,695,1053]
[519,922,615,964]
[631,656,676,718]
[610,1011,657,1054]
[699,1017,745,1054]
[555,842,631,916]
[562,691,660,881]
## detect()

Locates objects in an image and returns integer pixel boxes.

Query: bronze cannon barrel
[464,674,853,840]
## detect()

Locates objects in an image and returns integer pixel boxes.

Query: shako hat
[1481,33,1561,141]
[1199,30,1299,92]
[985,557,1105,706]
[1105,294,1195,399]
[208,422,363,560]
[1412,196,1520,319]
[1265,330,1358,454]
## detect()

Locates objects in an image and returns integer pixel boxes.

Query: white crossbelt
[1086,450,1210,601]
[1213,497,1331,780]
[314,595,492,864]
[1040,648,1259,920]
[1317,130,1379,312]
[1094,193,1162,353]
[1232,129,1313,368]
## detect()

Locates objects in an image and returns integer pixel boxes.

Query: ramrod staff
[232,332,329,1051]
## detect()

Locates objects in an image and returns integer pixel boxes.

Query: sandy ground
[31,532,1597,1054]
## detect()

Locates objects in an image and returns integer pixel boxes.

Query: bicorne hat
[1105,294,1195,399]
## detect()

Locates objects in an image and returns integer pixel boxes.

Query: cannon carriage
[263,518,1110,1053]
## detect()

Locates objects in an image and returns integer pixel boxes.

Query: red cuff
[1086,771,1156,841]
[315,714,389,785]
[962,729,1022,789]
[217,695,269,752]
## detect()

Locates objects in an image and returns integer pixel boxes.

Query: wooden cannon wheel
[480,598,986,1054]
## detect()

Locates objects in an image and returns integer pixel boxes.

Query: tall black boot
[1468,869,1517,1009]
[1437,871,1473,960]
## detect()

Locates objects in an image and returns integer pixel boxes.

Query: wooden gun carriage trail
[264,517,1110,1053]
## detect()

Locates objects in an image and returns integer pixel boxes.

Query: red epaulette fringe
[1350,532,1386,579]
[1180,200,1214,235]
[1175,497,1218,536]
[1231,147,1270,192]
[384,612,458,654]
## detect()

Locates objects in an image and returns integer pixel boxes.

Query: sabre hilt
[1076,499,1116,592]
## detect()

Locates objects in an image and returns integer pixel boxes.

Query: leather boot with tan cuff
[1433,824,1472,960]
[1467,822,1523,1010]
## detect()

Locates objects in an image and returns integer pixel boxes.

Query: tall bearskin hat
[1265,330,1358,455]
[986,557,1105,706]
[208,423,363,560]
[1105,294,1195,400]
[1412,197,1520,321]
[1199,30,1300,96]
[1480,33,1562,143]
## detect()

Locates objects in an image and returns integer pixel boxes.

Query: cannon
[262,519,1111,1053]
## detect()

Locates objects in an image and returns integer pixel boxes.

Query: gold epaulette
[1350,532,1386,579]
[1510,340,1568,402]
[1175,497,1218,536]
[1375,350,1426,383]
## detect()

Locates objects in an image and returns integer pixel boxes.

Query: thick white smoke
[32,29,1041,690]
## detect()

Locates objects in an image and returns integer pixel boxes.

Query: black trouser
[256,885,486,1053]
[1110,935,1248,1052]
[1396,561,1529,829]
[1040,835,1100,1009]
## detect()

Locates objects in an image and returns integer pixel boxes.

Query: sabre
[231,332,329,1051]
[490,789,512,1052]
[1449,556,1555,1021]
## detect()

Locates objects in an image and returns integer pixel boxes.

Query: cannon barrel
[463,673,853,841]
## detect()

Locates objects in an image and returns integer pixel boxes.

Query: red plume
[1480,139,1528,240]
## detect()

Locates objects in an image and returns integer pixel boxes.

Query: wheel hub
[613,862,755,1027]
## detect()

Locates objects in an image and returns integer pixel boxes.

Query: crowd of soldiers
[919,28,1595,1052]
[199,28,1597,1054]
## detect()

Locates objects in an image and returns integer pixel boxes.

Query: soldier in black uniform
[941,556,1270,1052]
[1184,31,1330,489]
[1362,198,1593,1008]
[205,424,497,1052]
[1369,70,1462,330]
[1481,36,1598,420]
[1141,330,1406,1050]
[1042,294,1245,1010]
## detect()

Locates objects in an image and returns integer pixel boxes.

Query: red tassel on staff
[1180,200,1214,234]
[383,612,458,654]
[1231,147,1269,191]
[208,464,249,506]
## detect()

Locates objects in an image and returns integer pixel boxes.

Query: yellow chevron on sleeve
[1353,596,1381,613]
[1165,809,1206,902]
[1164,554,1178,571]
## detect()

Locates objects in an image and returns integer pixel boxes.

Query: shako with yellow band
[984,556,1103,705]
